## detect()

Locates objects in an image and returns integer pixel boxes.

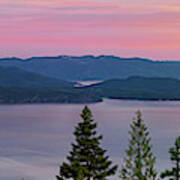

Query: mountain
[0,66,101,103]
[0,66,73,88]
[1,74,180,103]
[82,76,180,100]
[0,55,180,81]
[0,86,101,104]
[1,58,180,103]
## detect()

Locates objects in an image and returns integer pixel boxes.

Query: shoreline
[1,97,180,105]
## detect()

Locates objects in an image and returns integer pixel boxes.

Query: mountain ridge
[1,55,180,81]
[0,66,73,88]
[0,55,153,62]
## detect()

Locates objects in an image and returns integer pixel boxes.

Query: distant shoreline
[1,97,180,105]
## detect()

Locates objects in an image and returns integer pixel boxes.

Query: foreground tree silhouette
[119,110,157,180]
[56,106,118,180]
[160,136,180,180]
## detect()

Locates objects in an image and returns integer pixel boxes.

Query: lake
[0,99,180,180]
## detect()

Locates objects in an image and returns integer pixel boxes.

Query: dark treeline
[56,106,180,180]
[2,67,180,104]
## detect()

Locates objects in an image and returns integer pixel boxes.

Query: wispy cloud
[0,0,180,59]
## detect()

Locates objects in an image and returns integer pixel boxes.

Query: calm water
[1,99,180,180]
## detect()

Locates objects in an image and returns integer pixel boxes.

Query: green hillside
[0,66,73,88]
[1,72,180,103]
[82,77,180,100]
[0,87,101,104]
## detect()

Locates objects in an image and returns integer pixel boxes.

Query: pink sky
[1,0,180,60]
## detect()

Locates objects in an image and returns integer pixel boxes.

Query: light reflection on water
[0,99,180,179]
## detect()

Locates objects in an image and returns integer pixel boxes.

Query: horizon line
[0,54,180,62]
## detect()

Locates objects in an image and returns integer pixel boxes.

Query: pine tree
[56,106,118,180]
[160,136,180,180]
[119,110,157,180]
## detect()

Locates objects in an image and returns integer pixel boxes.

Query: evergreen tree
[160,136,180,180]
[119,110,157,180]
[56,106,118,180]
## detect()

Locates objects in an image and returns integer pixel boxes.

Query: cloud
[0,0,180,59]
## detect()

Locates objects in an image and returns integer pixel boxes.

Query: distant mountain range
[1,55,180,80]
[1,55,180,103]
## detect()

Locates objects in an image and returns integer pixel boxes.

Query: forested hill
[0,66,101,103]
[0,66,73,88]
[1,75,180,103]
[1,55,180,81]
[82,76,180,100]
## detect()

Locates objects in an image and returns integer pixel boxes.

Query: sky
[1,0,180,60]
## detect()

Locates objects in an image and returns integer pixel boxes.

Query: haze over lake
[0,99,179,180]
